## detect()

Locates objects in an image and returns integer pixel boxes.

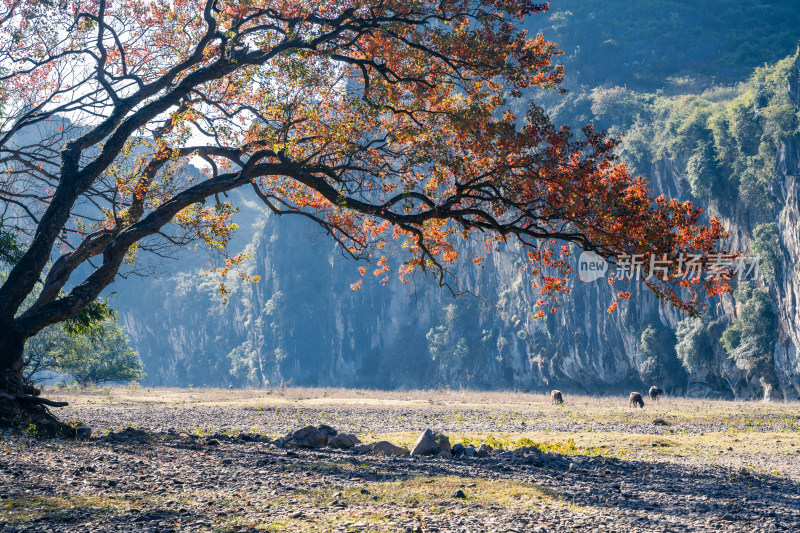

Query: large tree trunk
[0,320,26,378]
[0,318,72,436]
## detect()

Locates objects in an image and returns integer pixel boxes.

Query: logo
[578,251,607,282]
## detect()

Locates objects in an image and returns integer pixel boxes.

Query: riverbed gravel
[1,388,798,532]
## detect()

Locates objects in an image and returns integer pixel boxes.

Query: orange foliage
[0,0,730,318]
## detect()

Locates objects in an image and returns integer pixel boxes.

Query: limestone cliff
[116,55,800,399]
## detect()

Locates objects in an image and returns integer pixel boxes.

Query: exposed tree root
[0,390,69,407]
[0,371,73,437]
[0,398,75,438]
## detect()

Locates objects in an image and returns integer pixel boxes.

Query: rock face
[410,429,451,456]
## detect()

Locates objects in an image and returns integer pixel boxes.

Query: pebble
[0,399,794,532]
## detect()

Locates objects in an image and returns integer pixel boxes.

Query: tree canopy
[24,317,144,386]
[0,0,730,382]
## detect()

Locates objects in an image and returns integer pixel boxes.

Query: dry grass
[48,385,800,429]
[0,474,569,532]
[46,385,800,463]
[251,475,571,532]
[0,493,164,526]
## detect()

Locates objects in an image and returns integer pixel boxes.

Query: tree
[750,222,780,284]
[48,319,144,386]
[638,320,685,390]
[675,315,713,375]
[0,0,729,414]
[720,283,778,393]
[0,220,23,267]
[24,318,144,386]
[9,262,137,387]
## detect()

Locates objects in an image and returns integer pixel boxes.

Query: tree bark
[0,320,25,378]
[0,319,71,433]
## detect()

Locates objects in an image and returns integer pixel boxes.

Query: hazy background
[104,1,800,399]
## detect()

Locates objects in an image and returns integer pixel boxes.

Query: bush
[0,224,23,267]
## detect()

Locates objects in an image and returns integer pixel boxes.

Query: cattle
[649,386,663,402]
[551,390,564,404]
[629,392,645,408]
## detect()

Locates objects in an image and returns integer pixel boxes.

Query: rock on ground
[327,432,360,449]
[371,441,410,456]
[410,429,451,456]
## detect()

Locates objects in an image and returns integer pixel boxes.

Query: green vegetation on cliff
[535,1,800,91]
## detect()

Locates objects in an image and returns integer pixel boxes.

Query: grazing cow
[551,390,564,404]
[629,392,645,408]
[649,386,663,402]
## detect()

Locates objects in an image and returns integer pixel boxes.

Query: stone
[410,429,451,456]
[464,445,476,457]
[453,489,467,499]
[452,443,465,455]
[318,424,338,441]
[273,431,294,448]
[75,426,92,441]
[475,444,492,457]
[352,443,374,454]
[372,441,410,456]
[512,445,541,456]
[291,426,326,448]
[327,433,361,449]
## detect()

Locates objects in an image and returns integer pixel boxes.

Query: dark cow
[649,386,664,402]
[629,392,645,408]
[551,390,564,404]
